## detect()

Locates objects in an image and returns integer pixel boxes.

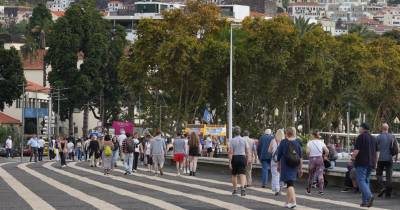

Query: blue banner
[24,108,49,118]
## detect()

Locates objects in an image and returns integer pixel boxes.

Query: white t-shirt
[133,138,140,153]
[67,142,75,153]
[5,138,12,149]
[145,142,151,155]
[205,137,212,148]
[307,139,326,157]
[118,134,127,147]
[38,139,45,148]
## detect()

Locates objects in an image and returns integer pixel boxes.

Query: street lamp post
[20,82,25,162]
[346,102,351,152]
[229,23,241,142]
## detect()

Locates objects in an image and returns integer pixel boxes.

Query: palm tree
[294,16,316,37]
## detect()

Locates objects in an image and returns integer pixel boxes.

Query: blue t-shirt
[258,134,274,161]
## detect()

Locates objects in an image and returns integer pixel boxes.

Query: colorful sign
[112,121,134,135]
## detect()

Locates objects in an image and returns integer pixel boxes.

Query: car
[0,147,20,157]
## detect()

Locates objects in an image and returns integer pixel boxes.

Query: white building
[218,5,250,22]
[47,0,75,12]
[288,3,326,20]
[319,19,348,36]
[107,0,125,13]
[383,7,400,27]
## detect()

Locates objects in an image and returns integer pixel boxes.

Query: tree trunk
[83,106,89,138]
[304,103,311,135]
[68,108,74,137]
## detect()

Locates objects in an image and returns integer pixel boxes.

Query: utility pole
[20,82,25,162]
[346,102,351,152]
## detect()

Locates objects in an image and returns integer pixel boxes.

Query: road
[0,157,399,210]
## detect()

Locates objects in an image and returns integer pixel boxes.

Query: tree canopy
[119,2,400,135]
[0,44,26,111]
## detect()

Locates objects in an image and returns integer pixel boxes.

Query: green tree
[0,44,26,111]
[47,0,126,136]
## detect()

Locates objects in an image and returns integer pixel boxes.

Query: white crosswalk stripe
[110,165,317,210]
[18,162,121,210]
[0,163,55,210]
[69,162,250,210]
[136,167,390,210]
[43,162,184,210]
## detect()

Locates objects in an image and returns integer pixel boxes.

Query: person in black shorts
[228,126,249,196]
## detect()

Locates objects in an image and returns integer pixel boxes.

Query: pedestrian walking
[243,130,257,188]
[122,135,135,175]
[27,136,39,162]
[75,139,82,161]
[376,123,398,198]
[38,137,45,161]
[118,130,127,161]
[102,135,114,175]
[59,137,68,167]
[150,130,167,176]
[5,136,12,158]
[352,123,379,207]
[268,129,284,195]
[205,135,213,157]
[83,138,90,161]
[229,126,250,196]
[88,135,100,167]
[173,131,187,176]
[144,134,153,173]
[188,132,201,176]
[133,133,140,172]
[49,138,56,160]
[67,140,75,161]
[111,136,120,168]
[258,129,274,188]
[277,127,303,209]
[306,130,329,195]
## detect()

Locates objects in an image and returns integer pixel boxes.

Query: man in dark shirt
[352,123,379,207]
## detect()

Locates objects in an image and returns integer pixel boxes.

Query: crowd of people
[3,121,398,209]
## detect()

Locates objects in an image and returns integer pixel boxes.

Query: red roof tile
[26,81,49,93]
[0,112,21,124]
[51,11,65,17]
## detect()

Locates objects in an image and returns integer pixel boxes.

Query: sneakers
[306,188,311,195]
[285,203,297,209]
[240,188,246,196]
[189,171,193,176]
[232,190,238,195]
[318,192,324,196]
[274,191,281,196]
[367,196,375,207]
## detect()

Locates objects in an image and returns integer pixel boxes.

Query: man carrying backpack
[376,123,398,198]
[257,129,274,188]
[122,134,135,175]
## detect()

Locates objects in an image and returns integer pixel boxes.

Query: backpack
[390,137,399,156]
[104,145,112,157]
[125,139,134,153]
[285,140,300,168]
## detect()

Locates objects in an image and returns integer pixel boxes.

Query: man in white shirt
[243,130,257,187]
[5,136,12,158]
[27,136,39,162]
[38,137,45,161]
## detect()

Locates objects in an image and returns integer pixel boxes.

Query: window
[136,4,158,13]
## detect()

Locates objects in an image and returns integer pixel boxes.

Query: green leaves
[0,46,25,111]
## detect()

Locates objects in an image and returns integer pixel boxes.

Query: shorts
[207,147,213,153]
[285,180,294,187]
[231,155,246,175]
[146,155,153,165]
[174,153,185,163]
[153,155,165,168]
